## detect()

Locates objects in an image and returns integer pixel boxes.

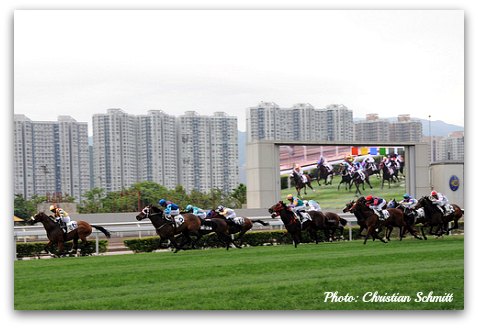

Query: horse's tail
[252,219,269,226]
[91,225,111,238]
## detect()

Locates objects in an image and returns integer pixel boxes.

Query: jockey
[365,195,387,219]
[216,205,237,224]
[304,199,321,211]
[185,204,207,220]
[317,155,333,172]
[363,152,376,170]
[351,160,366,181]
[286,194,308,223]
[159,199,180,227]
[49,205,76,235]
[399,193,417,209]
[430,190,451,215]
[340,161,353,175]
[291,164,308,184]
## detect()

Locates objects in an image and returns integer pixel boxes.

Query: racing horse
[136,205,201,253]
[337,167,353,191]
[414,197,464,238]
[207,210,269,246]
[379,162,399,189]
[351,170,373,195]
[343,199,369,239]
[350,197,420,243]
[290,170,315,197]
[28,212,111,257]
[323,211,348,241]
[349,197,388,244]
[268,201,329,247]
[191,210,243,250]
[316,163,334,186]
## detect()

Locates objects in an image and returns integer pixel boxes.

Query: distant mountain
[354,117,463,137]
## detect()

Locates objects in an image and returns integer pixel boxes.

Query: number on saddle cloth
[174,215,185,225]
[381,210,390,219]
[233,217,245,225]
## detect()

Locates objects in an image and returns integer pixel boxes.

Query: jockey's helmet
[217,205,225,212]
[403,193,410,199]
[286,194,293,200]
[185,205,193,212]
[158,199,167,207]
[365,195,373,202]
[431,190,438,197]
[49,205,56,212]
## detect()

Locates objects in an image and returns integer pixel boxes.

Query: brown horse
[207,210,269,246]
[414,197,464,238]
[323,212,348,241]
[28,212,111,257]
[343,200,369,239]
[350,197,421,243]
[136,205,201,253]
[191,211,242,250]
[290,171,315,197]
[268,201,328,246]
[349,197,388,244]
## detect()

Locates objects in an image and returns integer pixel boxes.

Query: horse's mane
[150,204,162,212]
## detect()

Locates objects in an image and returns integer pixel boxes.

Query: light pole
[428,115,433,191]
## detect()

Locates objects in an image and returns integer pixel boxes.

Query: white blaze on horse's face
[141,207,150,217]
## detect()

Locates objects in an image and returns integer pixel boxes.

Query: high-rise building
[246,102,353,142]
[389,114,423,142]
[178,111,239,193]
[436,131,464,161]
[93,108,239,194]
[137,110,178,189]
[14,114,90,201]
[322,104,354,142]
[354,114,390,142]
[93,109,139,192]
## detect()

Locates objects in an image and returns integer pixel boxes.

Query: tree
[229,184,247,208]
[14,194,47,219]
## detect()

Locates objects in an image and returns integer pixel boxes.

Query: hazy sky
[14,10,464,133]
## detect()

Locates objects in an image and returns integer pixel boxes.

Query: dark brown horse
[207,210,269,246]
[290,171,315,197]
[349,197,388,244]
[136,205,201,253]
[343,200,369,238]
[28,212,111,257]
[350,197,421,243]
[414,197,464,238]
[268,201,329,247]
[323,212,348,241]
[191,211,242,250]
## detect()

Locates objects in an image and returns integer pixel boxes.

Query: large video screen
[279,145,406,211]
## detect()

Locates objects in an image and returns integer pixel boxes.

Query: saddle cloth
[415,208,425,219]
[382,210,390,219]
[444,204,455,216]
[67,221,78,232]
[174,215,185,225]
[232,217,245,225]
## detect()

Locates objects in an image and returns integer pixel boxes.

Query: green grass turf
[281,173,406,211]
[14,236,463,310]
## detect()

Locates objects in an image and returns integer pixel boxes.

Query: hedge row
[123,229,354,253]
[16,240,109,259]
[123,222,464,253]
